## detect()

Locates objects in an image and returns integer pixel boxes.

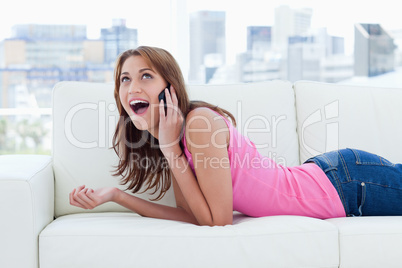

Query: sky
[1,0,400,60]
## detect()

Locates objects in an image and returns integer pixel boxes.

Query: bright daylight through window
[0,0,401,155]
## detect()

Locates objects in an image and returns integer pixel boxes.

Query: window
[0,0,400,154]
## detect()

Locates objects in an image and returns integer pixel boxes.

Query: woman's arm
[157,88,233,226]
[69,185,199,224]
[167,107,234,226]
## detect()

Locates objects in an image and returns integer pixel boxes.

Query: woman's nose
[128,83,141,94]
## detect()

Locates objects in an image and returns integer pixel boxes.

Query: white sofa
[1,80,402,268]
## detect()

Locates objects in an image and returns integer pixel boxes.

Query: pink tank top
[182,109,346,219]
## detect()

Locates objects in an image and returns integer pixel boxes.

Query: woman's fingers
[164,87,172,117]
[160,85,180,121]
[85,189,96,202]
[170,87,179,120]
[171,85,179,105]
[77,188,96,209]
[159,98,166,119]
[70,186,96,209]
[69,188,87,209]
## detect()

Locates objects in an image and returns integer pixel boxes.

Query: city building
[272,6,312,54]
[287,35,322,82]
[240,55,281,83]
[269,6,313,81]
[329,36,345,56]
[247,26,272,60]
[233,26,280,83]
[354,23,396,77]
[287,29,352,83]
[189,10,226,83]
[101,19,138,65]
[0,24,113,109]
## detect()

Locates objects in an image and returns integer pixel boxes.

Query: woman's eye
[121,76,130,82]
[142,73,152,80]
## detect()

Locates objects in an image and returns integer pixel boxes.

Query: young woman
[70,46,402,226]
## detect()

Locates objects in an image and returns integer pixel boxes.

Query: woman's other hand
[69,185,119,210]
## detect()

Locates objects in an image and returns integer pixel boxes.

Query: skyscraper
[273,6,312,54]
[247,26,272,60]
[287,35,321,82]
[189,11,226,83]
[287,29,352,83]
[101,19,138,65]
[354,23,396,77]
[329,36,345,56]
[238,26,280,83]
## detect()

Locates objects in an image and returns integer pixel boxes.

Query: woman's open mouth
[129,99,150,115]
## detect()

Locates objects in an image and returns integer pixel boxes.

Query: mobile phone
[158,83,171,115]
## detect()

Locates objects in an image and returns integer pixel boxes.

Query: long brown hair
[112,46,236,200]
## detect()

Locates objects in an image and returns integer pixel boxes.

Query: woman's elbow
[200,216,233,227]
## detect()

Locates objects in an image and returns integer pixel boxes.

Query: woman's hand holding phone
[158,83,170,115]
[158,85,184,160]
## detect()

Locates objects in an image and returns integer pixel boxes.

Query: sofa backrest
[188,81,300,166]
[52,81,160,217]
[52,81,299,217]
[295,81,402,164]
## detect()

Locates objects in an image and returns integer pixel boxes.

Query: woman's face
[119,55,167,137]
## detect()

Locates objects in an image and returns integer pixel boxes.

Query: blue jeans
[305,148,402,217]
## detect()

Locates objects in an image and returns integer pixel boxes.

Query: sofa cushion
[294,81,402,163]
[189,81,300,167]
[326,217,402,268]
[40,212,339,268]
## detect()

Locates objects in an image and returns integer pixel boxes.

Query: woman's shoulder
[186,106,213,117]
[184,107,230,152]
[185,107,228,129]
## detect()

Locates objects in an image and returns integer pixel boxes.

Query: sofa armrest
[0,155,54,268]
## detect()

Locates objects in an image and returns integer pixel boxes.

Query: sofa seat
[39,212,339,268]
[326,217,402,268]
